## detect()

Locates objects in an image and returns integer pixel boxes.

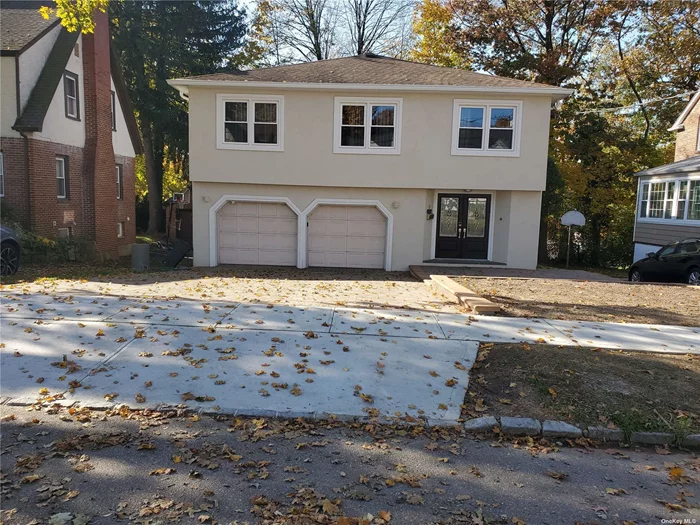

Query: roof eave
[669,90,700,131]
[167,78,572,100]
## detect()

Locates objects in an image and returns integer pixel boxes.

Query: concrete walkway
[1,291,697,425]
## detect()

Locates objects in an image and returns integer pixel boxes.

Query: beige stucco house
[633,90,700,262]
[169,55,571,271]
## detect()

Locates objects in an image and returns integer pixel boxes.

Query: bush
[0,218,95,264]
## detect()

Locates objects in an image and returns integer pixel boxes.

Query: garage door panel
[218,201,297,266]
[307,205,387,269]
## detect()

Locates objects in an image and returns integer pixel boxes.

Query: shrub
[0,217,95,264]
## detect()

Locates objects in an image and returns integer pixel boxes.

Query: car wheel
[0,242,19,276]
[688,267,700,286]
[629,268,643,282]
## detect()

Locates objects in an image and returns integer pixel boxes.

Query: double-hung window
[452,100,521,156]
[116,164,123,200]
[639,178,700,222]
[64,71,79,120]
[217,94,283,151]
[0,151,4,197]
[334,98,402,154]
[56,157,68,199]
[111,91,117,131]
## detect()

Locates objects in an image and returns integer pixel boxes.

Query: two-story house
[0,3,142,259]
[168,55,571,271]
[632,90,700,262]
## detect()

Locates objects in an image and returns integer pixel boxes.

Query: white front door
[218,201,297,265]
[307,205,386,268]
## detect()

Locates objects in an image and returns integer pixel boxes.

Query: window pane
[225,102,247,122]
[439,197,459,237]
[370,127,394,147]
[640,200,648,218]
[224,122,247,143]
[342,105,364,126]
[67,98,77,117]
[371,105,394,126]
[488,129,513,149]
[641,183,649,200]
[57,177,66,198]
[689,181,700,220]
[664,200,673,219]
[648,182,665,218]
[466,198,487,237]
[490,108,514,128]
[254,123,277,144]
[341,126,364,147]
[65,77,76,98]
[255,103,276,123]
[460,107,483,128]
[458,128,483,149]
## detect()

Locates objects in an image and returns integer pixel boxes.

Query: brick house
[0,3,142,259]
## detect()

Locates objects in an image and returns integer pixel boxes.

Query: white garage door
[307,205,386,269]
[218,201,297,265]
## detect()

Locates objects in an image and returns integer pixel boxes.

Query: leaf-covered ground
[1,405,699,525]
[462,343,700,438]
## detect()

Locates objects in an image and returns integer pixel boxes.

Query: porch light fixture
[426,208,434,220]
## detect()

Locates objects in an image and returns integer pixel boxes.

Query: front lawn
[454,276,700,326]
[462,343,700,441]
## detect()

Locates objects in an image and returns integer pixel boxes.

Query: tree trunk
[142,118,161,236]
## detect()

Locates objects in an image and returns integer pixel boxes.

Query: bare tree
[276,0,339,60]
[343,0,414,55]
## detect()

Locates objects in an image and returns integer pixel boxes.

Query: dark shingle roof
[174,54,560,90]
[13,27,78,132]
[635,155,700,177]
[0,3,58,53]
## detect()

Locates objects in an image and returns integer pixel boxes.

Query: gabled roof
[0,1,59,54]
[669,90,700,131]
[169,54,572,99]
[13,27,78,132]
[634,155,700,177]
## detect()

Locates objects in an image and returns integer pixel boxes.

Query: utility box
[131,243,150,271]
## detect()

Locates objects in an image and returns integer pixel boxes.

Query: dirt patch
[463,343,700,438]
[454,277,700,326]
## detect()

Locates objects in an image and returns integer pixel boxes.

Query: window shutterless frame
[116,164,123,200]
[333,97,402,155]
[56,156,68,199]
[216,94,284,151]
[111,91,117,131]
[63,71,80,120]
[638,176,700,224]
[451,99,522,157]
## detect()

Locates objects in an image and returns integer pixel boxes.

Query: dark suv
[629,238,700,285]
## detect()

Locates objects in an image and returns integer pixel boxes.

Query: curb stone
[682,434,700,447]
[586,426,624,442]
[499,417,541,436]
[541,420,582,438]
[463,416,499,433]
[630,431,674,446]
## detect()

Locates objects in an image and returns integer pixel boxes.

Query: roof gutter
[167,79,573,101]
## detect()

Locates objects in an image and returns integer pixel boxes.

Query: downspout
[14,54,32,228]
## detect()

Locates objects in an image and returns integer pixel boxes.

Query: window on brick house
[111,91,117,131]
[116,164,123,199]
[56,157,68,198]
[0,152,4,197]
[117,222,125,238]
[64,71,80,120]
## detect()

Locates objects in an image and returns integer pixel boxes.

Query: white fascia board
[167,78,573,101]
[669,90,700,131]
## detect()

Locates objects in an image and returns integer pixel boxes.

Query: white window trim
[56,157,67,199]
[64,73,79,119]
[333,97,402,155]
[451,99,522,157]
[111,90,117,131]
[117,222,124,238]
[0,151,4,197]
[116,164,123,200]
[637,174,700,225]
[216,94,284,152]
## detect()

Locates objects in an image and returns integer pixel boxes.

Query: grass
[463,343,700,443]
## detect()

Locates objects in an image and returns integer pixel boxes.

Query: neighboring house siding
[634,221,700,246]
[1,57,18,137]
[111,76,135,158]
[17,23,61,113]
[187,88,552,192]
[675,101,700,161]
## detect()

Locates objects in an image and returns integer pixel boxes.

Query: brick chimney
[81,9,117,257]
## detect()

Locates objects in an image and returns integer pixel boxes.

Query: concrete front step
[409,266,500,315]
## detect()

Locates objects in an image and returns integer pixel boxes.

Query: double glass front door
[435,194,491,259]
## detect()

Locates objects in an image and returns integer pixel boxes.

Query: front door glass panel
[439,196,459,237]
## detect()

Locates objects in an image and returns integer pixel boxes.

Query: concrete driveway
[1,291,478,425]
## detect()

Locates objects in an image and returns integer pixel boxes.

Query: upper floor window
[333,97,402,154]
[64,71,80,120]
[111,91,117,131]
[116,164,123,199]
[639,178,700,222]
[56,156,68,198]
[451,100,521,157]
[216,94,283,151]
[0,152,4,197]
